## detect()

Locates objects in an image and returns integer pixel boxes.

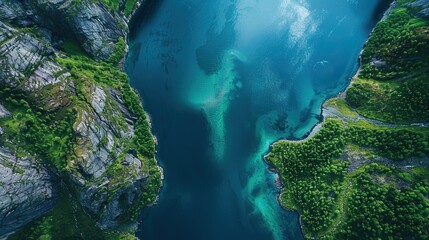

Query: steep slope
[0,145,55,237]
[0,0,161,238]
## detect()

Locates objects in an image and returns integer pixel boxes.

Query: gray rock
[25,60,69,90]
[33,0,127,61]
[410,0,429,18]
[0,0,127,61]
[370,57,388,68]
[0,1,28,25]
[97,177,147,229]
[91,86,107,115]
[71,85,150,229]
[0,147,56,238]
[0,21,70,92]
[122,153,142,169]
[0,23,49,86]
[0,0,159,232]
[0,104,11,118]
[0,22,17,43]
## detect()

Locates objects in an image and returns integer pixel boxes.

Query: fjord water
[126,0,389,239]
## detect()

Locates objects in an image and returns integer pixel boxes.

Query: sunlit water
[126,0,390,239]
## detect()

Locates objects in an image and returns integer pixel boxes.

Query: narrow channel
[126,0,391,239]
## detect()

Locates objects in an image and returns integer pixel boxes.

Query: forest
[346,0,429,123]
[267,0,429,238]
[267,119,429,239]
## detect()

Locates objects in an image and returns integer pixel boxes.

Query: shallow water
[126,0,390,239]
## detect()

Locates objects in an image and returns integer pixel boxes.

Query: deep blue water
[126,1,390,239]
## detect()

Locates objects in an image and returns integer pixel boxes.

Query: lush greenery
[57,40,156,158]
[0,88,76,170]
[108,37,127,65]
[360,1,429,81]
[267,119,429,239]
[96,0,138,16]
[3,21,159,240]
[346,0,429,123]
[338,164,429,239]
[57,40,160,218]
[269,1,429,238]
[124,0,138,16]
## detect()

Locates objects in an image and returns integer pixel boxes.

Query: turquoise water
[126,0,390,239]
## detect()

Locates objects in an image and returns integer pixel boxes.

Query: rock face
[410,0,429,18]
[0,146,56,238]
[0,0,160,236]
[72,85,149,229]
[0,22,53,86]
[0,104,10,118]
[33,0,127,61]
[0,1,30,26]
[370,57,388,68]
[0,0,128,61]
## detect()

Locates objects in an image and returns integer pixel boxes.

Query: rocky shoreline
[0,0,162,238]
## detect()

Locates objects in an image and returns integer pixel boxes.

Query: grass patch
[326,98,358,118]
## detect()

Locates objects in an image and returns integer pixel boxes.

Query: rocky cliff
[0,144,56,238]
[0,0,161,238]
[0,0,132,61]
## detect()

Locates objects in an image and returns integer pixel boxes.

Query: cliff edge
[0,0,161,238]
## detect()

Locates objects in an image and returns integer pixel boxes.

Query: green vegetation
[0,88,76,170]
[56,42,156,158]
[325,98,358,118]
[347,121,428,160]
[267,119,429,238]
[108,37,127,65]
[346,0,429,123]
[98,0,120,12]
[269,1,429,238]
[3,20,159,240]
[339,164,429,239]
[56,40,160,219]
[347,74,429,123]
[95,0,137,16]
[360,2,429,81]
[59,39,89,57]
[124,0,138,16]
[412,166,429,185]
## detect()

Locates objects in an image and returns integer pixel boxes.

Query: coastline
[125,0,165,208]
[263,1,397,238]
[268,0,397,147]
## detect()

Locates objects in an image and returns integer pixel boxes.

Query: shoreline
[263,1,397,238]
[124,0,165,210]
[267,0,397,147]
